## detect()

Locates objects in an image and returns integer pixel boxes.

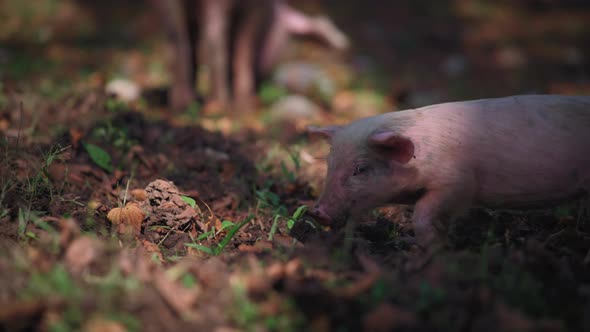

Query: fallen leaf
[153,269,200,317]
[65,236,104,274]
[212,195,234,211]
[285,259,304,280]
[272,234,303,249]
[47,163,101,185]
[69,128,84,148]
[214,216,223,232]
[118,247,154,282]
[0,117,9,131]
[265,262,286,283]
[0,299,64,331]
[58,217,81,248]
[141,239,164,263]
[238,241,273,253]
[335,272,379,299]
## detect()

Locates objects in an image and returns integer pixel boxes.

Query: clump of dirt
[139,179,202,253]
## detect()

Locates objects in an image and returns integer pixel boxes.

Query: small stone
[105,78,140,102]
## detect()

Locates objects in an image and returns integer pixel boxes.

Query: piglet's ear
[369,131,415,164]
[307,125,342,140]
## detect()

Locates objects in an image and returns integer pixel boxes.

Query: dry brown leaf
[0,298,65,331]
[68,127,83,148]
[153,269,200,317]
[141,239,164,263]
[211,195,234,211]
[335,272,380,299]
[26,247,53,273]
[0,118,9,131]
[272,234,303,249]
[238,241,273,253]
[265,263,286,283]
[118,248,155,282]
[47,163,100,185]
[285,259,304,280]
[65,236,104,274]
[214,216,223,232]
[58,218,81,248]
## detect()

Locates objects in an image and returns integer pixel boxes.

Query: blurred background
[1,0,589,119]
[2,0,590,208]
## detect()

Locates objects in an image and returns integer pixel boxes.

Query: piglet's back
[390,95,590,208]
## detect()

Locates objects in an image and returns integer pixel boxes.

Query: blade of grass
[185,243,215,255]
[214,215,254,255]
[268,214,281,241]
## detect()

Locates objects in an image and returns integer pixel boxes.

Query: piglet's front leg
[412,187,473,249]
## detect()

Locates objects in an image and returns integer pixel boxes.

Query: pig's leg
[412,187,474,248]
[149,0,195,110]
[231,1,271,111]
[277,3,349,50]
[258,0,288,74]
[200,0,232,106]
[259,1,349,74]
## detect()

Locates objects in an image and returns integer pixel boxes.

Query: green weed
[83,142,113,173]
[22,263,141,332]
[231,280,305,332]
[185,215,254,255]
[258,82,288,105]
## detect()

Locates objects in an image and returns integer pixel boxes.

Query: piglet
[308,95,590,247]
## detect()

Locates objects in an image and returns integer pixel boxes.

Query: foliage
[83,142,113,173]
[258,82,288,105]
[185,215,254,255]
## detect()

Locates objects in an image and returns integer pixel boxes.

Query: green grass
[231,280,305,332]
[20,263,141,332]
[185,215,254,256]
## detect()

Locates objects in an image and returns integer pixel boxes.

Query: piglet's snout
[310,205,333,225]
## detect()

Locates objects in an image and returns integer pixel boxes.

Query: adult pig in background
[148,0,349,111]
[308,95,590,247]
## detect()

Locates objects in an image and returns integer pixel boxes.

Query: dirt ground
[2,1,590,331]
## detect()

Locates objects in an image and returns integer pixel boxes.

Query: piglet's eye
[353,165,369,176]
